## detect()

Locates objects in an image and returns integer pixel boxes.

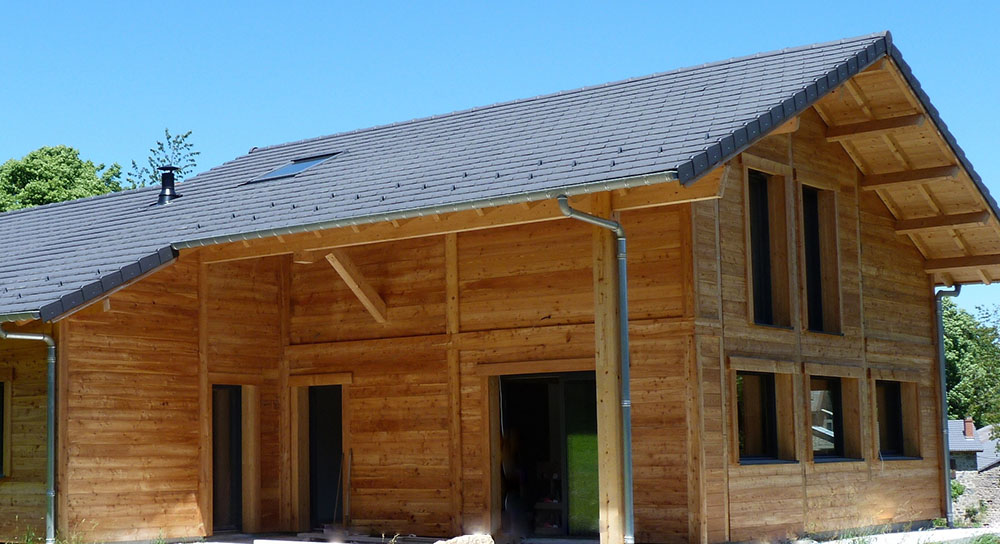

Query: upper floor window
[810,374,862,461]
[801,185,840,333]
[734,368,796,464]
[747,169,790,327]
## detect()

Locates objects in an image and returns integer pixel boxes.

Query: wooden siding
[61,256,201,542]
[691,107,944,543]
[0,324,50,541]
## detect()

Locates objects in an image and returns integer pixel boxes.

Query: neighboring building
[1,31,998,544]
[950,418,986,472]
[977,425,1000,473]
[953,422,1000,526]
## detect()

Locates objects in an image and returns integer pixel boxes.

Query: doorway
[308,385,344,529]
[212,385,243,532]
[499,372,599,538]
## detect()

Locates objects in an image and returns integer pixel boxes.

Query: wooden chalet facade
[0,32,996,543]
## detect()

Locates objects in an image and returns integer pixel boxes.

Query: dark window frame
[810,376,845,459]
[746,168,791,328]
[800,183,841,333]
[737,371,779,461]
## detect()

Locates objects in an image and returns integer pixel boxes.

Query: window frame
[805,363,864,463]
[742,154,793,329]
[873,377,922,460]
[798,182,842,334]
[728,356,798,465]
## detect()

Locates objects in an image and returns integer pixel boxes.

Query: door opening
[499,372,599,539]
[309,384,345,529]
[212,385,243,532]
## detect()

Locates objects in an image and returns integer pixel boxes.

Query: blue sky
[1,1,997,312]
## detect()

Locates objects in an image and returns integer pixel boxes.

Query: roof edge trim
[172,169,681,250]
[678,32,892,186]
[35,245,179,323]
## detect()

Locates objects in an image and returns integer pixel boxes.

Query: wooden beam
[242,385,261,533]
[292,250,318,264]
[924,254,1000,273]
[860,165,960,191]
[895,211,991,235]
[198,172,723,265]
[825,113,925,142]
[769,116,800,135]
[325,249,388,323]
[591,192,626,544]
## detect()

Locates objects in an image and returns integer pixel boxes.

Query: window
[735,370,795,463]
[810,375,863,461]
[737,372,777,459]
[251,153,339,183]
[747,169,790,327]
[801,185,840,333]
[875,380,920,458]
[810,376,844,458]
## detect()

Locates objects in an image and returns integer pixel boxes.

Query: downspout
[935,284,960,528]
[557,195,635,544]
[0,325,56,544]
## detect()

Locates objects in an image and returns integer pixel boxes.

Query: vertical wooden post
[445,233,464,535]
[277,257,293,530]
[290,387,310,531]
[56,321,69,537]
[592,193,626,544]
[197,260,212,535]
[242,385,261,533]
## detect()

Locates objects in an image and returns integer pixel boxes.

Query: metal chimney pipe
[157,165,181,205]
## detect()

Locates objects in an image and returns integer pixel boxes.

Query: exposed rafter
[324,249,388,323]
[860,165,960,191]
[895,211,991,235]
[825,113,925,143]
[924,254,1000,273]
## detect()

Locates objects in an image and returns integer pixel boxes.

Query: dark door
[499,372,598,538]
[309,385,344,528]
[212,385,243,532]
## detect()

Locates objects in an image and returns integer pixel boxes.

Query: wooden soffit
[812,56,1000,287]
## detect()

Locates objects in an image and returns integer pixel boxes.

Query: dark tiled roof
[949,420,986,453]
[0,31,985,321]
[975,425,1000,471]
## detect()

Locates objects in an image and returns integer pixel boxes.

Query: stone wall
[955,469,1000,527]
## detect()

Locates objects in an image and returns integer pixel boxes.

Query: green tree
[0,146,121,212]
[943,298,1000,427]
[125,129,199,188]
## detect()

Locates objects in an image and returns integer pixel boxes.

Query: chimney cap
[158,165,180,173]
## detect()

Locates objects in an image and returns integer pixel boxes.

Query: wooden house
[0,31,996,544]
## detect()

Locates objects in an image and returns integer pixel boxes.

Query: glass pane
[737,372,778,459]
[565,379,599,536]
[254,154,334,182]
[876,381,904,456]
[810,377,843,457]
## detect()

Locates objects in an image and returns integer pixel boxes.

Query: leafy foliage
[0,146,121,212]
[125,128,199,189]
[943,298,1000,428]
[951,478,966,500]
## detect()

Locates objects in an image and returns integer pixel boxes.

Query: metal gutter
[556,195,636,544]
[0,325,56,544]
[0,311,41,324]
[936,285,961,527]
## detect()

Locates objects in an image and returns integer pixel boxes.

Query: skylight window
[252,153,339,182]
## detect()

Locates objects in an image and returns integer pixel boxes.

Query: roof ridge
[247,31,890,155]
